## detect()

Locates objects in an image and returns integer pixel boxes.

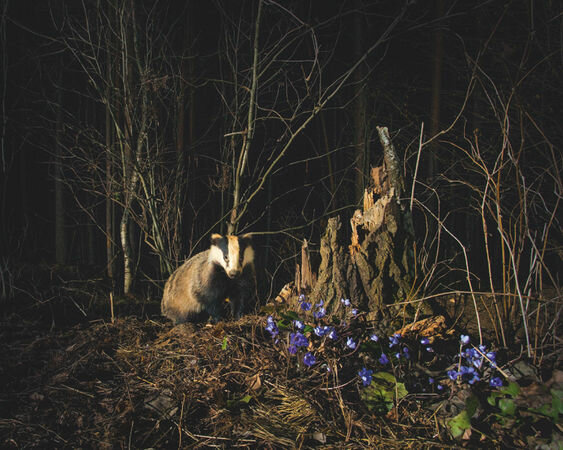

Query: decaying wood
[300,239,315,292]
[307,126,425,321]
[393,315,449,341]
[309,217,362,314]
[275,282,294,303]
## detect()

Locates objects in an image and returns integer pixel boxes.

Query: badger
[161,233,256,324]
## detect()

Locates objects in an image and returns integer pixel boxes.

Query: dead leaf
[312,431,326,443]
[247,373,262,391]
[462,428,472,440]
[394,315,447,339]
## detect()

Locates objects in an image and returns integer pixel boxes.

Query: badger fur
[161,233,256,324]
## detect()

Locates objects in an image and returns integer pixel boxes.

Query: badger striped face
[209,233,254,278]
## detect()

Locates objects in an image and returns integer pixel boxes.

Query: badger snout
[226,269,241,279]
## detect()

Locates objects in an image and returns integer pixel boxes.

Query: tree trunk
[228,0,263,235]
[105,48,114,280]
[54,67,65,265]
[119,194,135,294]
[309,127,424,323]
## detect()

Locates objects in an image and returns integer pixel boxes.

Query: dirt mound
[1,315,448,448]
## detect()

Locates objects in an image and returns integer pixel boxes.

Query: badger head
[209,233,254,278]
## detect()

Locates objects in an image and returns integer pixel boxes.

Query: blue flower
[341,298,351,307]
[428,377,435,384]
[426,347,434,353]
[328,329,338,340]
[314,325,332,337]
[460,365,480,384]
[468,373,480,384]
[358,368,373,386]
[346,337,356,349]
[288,345,297,355]
[459,365,474,375]
[379,353,389,365]
[460,334,470,345]
[370,333,379,342]
[300,300,312,311]
[303,352,316,367]
[462,348,484,369]
[265,316,279,338]
[486,351,497,367]
[313,307,326,319]
[298,295,312,311]
[389,334,401,347]
[447,370,459,381]
[290,331,309,348]
[489,377,503,388]
[293,320,304,330]
[420,338,430,345]
[437,384,444,391]
[403,347,410,359]
[351,308,358,316]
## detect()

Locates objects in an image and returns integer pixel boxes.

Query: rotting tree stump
[305,126,426,322]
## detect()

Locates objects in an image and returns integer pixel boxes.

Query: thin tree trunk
[54,66,65,264]
[228,0,263,234]
[105,48,114,279]
[353,0,367,202]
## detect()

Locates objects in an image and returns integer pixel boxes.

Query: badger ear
[240,233,252,244]
[210,233,223,245]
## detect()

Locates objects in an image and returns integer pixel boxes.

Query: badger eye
[224,255,229,263]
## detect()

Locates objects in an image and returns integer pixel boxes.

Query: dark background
[1,0,561,312]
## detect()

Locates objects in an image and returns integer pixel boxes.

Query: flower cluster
[314,325,337,339]
[447,334,502,387]
[289,331,309,354]
[265,315,279,339]
[313,300,326,319]
[264,295,504,399]
[447,365,481,385]
[265,295,369,370]
[298,294,312,311]
[358,367,373,386]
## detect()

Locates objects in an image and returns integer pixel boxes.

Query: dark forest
[1,0,561,447]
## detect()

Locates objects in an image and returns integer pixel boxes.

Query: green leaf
[551,389,563,416]
[465,394,479,417]
[501,382,520,398]
[360,372,408,414]
[281,311,299,321]
[303,324,315,334]
[488,382,521,415]
[240,394,252,404]
[226,394,253,409]
[498,398,517,416]
[221,336,228,350]
[487,391,501,407]
[448,410,472,438]
[447,395,479,438]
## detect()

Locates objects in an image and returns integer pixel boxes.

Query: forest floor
[0,272,561,448]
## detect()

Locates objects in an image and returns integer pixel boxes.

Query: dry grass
[0,314,455,449]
